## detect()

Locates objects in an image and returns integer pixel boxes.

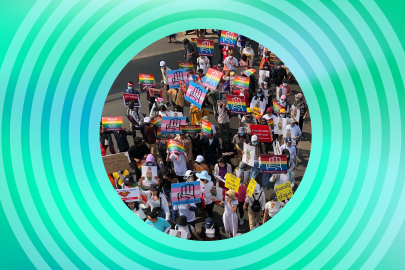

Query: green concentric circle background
[1,0,404,269]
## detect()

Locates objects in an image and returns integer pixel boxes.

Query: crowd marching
[101,30,308,240]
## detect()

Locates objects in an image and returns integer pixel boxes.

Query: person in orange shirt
[194,155,210,174]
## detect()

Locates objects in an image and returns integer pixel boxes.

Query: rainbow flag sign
[242,68,256,77]
[102,117,123,131]
[179,80,187,94]
[167,139,184,155]
[178,61,193,71]
[139,73,154,86]
[136,159,147,172]
[270,56,283,65]
[180,125,201,134]
[260,155,288,174]
[197,39,214,57]
[234,75,250,90]
[191,38,198,48]
[171,181,201,206]
[226,95,247,115]
[167,69,189,89]
[201,120,212,136]
[267,118,274,129]
[161,116,186,134]
[151,115,162,126]
[156,128,167,140]
[185,81,207,109]
[273,100,285,114]
[201,68,223,90]
[219,31,237,47]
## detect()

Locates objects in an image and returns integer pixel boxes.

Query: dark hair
[265,51,270,56]
[126,201,140,211]
[283,78,288,83]
[133,137,143,146]
[148,210,159,219]
[264,77,271,83]
[241,54,247,61]
[128,81,133,85]
[222,138,230,146]
[282,149,291,168]
[183,38,189,44]
[159,105,166,111]
[217,157,225,164]
[263,61,269,67]
[198,68,203,73]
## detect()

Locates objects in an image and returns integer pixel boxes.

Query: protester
[183,38,198,71]
[260,51,273,70]
[213,158,232,189]
[198,217,222,240]
[230,85,250,106]
[132,117,158,162]
[250,88,268,111]
[100,122,116,155]
[293,93,308,131]
[128,137,151,179]
[159,61,171,105]
[247,135,266,160]
[124,81,139,94]
[224,51,239,71]
[146,209,171,233]
[127,101,145,138]
[216,100,231,138]
[281,137,297,170]
[112,124,133,153]
[263,193,284,223]
[236,34,247,55]
[197,170,215,218]
[175,133,193,163]
[183,170,195,182]
[197,55,210,74]
[126,201,146,221]
[221,189,239,237]
[172,203,197,227]
[235,179,247,225]
[200,131,221,172]
[241,108,258,129]
[239,54,251,75]
[167,87,185,112]
[284,118,302,146]
[194,155,210,173]
[191,134,204,161]
[272,64,287,88]
[167,153,188,183]
[173,216,202,240]
[241,41,254,67]
[233,127,251,161]
[244,184,265,230]
[220,139,236,167]
[157,166,177,203]
[280,78,292,97]
[270,149,296,188]
[140,184,171,221]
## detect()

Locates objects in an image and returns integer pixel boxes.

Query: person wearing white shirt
[172,203,197,227]
[167,153,188,182]
[197,56,210,74]
[241,41,255,67]
[224,51,239,71]
[244,184,266,230]
[263,193,284,223]
[126,201,147,221]
[139,184,171,221]
[220,189,239,237]
[280,137,297,170]
[173,216,202,240]
[196,171,215,218]
[270,149,296,188]
[284,118,302,146]
[263,107,277,133]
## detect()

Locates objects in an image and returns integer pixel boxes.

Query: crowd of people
[101,30,308,240]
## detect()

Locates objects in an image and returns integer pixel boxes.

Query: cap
[252,135,258,142]
[128,101,134,107]
[289,118,296,123]
[183,170,193,179]
[159,61,166,67]
[177,216,187,226]
[281,95,286,100]
[254,183,261,194]
[123,175,134,186]
[144,117,151,123]
[285,137,292,143]
[202,116,209,121]
[257,89,263,94]
[128,82,134,86]
[270,193,278,202]
[196,170,211,181]
[204,217,214,229]
[149,184,160,191]
[280,109,285,114]
[195,155,204,163]
[247,108,252,113]
[266,107,273,112]
[295,93,303,99]
[230,71,235,76]
[237,127,245,133]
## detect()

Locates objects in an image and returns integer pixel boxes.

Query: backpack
[251,192,262,212]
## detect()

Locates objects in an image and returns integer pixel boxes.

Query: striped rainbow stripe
[219,31,237,47]
[171,181,201,205]
[201,120,211,135]
[234,75,250,90]
[242,68,256,77]
[151,115,162,126]
[260,155,288,173]
[139,73,154,85]
[167,139,184,154]
[226,94,247,115]
[197,39,214,56]
[273,100,285,113]
[268,118,274,129]
[201,68,223,90]
[178,61,193,71]
[102,117,123,131]
[180,125,201,134]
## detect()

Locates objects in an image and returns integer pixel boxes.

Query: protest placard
[139,73,154,86]
[191,38,197,48]
[178,61,194,71]
[235,169,249,185]
[225,173,240,192]
[136,159,146,172]
[284,125,298,146]
[116,187,140,202]
[201,120,212,136]
[204,183,225,201]
[226,95,247,115]
[156,128,168,140]
[273,140,282,155]
[242,68,256,77]
[102,117,123,131]
[102,152,130,174]
[258,70,270,85]
[250,124,272,143]
[185,81,207,109]
[161,116,186,134]
[167,69,189,89]
[246,178,257,197]
[242,143,255,167]
[149,88,163,98]
[276,87,287,101]
[179,80,187,94]
[275,182,293,202]
[171,181,201,206]
[167,139,184,155]
[197,39,214,56]
[169,111,183,117]
[150,115,162,126]
[273,100,285,114]
[274,117,288,135]
[234,76,250,90]
[291,105,301,123]
[122,93,140,107]
[219,31,237,47]
[201,68,223,90]
[180,125,201,134]
[169,229,187,239]
[141,166,157,187]
[260,155,288,174]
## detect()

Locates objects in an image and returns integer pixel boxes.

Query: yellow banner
[246,178,257,197]
[274,182,293,201]
[225,173,240,192]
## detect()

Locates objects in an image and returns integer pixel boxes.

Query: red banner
[250,124,272,142]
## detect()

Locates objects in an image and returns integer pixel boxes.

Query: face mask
[238,133,244,136]
[252,141,257,145]
[246,115,250,118]
[291,124,295,127]
[280,100,285,104]
[264,67,268,69]
[295,98,298,102]
[246,45,251,48]
[146,162,154,166]
[280,114,285,118]
[283,83,287,86]
[265,56,269,58]
[128,87,132,90]
[257,94,262,97]
[229,56,233,59]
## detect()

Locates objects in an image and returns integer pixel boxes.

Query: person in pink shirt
[279,78,292,97]
[230,85,250,106]
[235,180,247,225]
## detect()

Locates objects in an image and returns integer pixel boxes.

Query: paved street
[102,31,311,238]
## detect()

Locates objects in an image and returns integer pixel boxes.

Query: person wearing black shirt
[221,138,237,169]
[157,167,178,204]
[111,124,133,152]
[272,64,287,88]
[191,133,204,159]
[128,137,151,180]
[199,131,221,173]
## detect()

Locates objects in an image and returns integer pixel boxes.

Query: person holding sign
[213,158,232,189]
[270,149,296,189]
[219,189,239,238]
[124,81,139,95]
[263,193,284,223]
[244,184,266,230]
[284,118,302,146]
[224,51,239,71]
[198,217,222,241]
[281,137,297,170]
[140,184,171,221]
[172,203,197,228]
[196,170,215,218]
